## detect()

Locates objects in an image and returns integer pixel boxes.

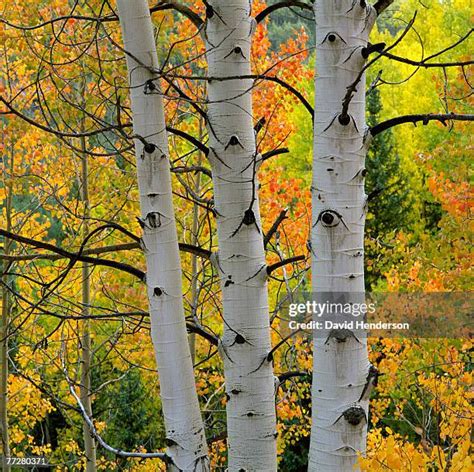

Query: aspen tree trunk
[205,2,277,470]
[116,2,209,470]
[309,1,376,470]
[78,125,97,471]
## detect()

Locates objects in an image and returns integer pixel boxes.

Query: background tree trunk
[309,1,376,470]
[116,1,209,470]
[0,146,13,472]
[205,2,278,470]
[78,108,97,471]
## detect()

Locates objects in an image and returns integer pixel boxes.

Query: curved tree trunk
[205,2,277,470]
[116,2,209,470]
[309,1,376,470]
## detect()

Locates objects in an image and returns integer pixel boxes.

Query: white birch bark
[116,2,209,470]
[205,2,277,470]
[309,1,377,470]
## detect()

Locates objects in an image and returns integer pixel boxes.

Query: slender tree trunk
[309,1,376,470]
[0,149,13,472]
[78,121,97,471]
[189,118,205,365]
[116,2,209,470]
[205,3,277,470]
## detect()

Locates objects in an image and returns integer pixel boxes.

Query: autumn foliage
[0,0,472,470]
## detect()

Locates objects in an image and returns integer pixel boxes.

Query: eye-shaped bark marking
[323,112,359,131]
[350,168,367,181]
[144,142,156,154]
[224,275,234,287]
[225,135,244,150]
[153,286,164,297]
[321,211,337,226]
[325,328,360,344]
[321,31,346,45]
[315,209,347,229]
[204,0,227,24]
[338,114,351,126]
[231,208,261,237]
[234,333,246,345]
[144,79,156,94]
[243,208,256,226]
[347,0,368,12]
[165,437,178,447]
[223,45,247,60]
[342,406,367,426]
[145,212,162,229]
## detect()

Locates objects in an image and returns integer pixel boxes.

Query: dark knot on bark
[343,406,367,426]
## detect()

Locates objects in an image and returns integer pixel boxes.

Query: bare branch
[0,228,145,280]
[261,148,290,162]
[0,97,128,138]
[277,370,310,383]
[259,75,314,119]
[256,1,314,24]
[0,14,116,30]
[380,51,474,68]
[379,28,473,68]
[68,382,168,461]
[167,126,209,156]
[150,1,203,30]
[0,242,139,262]
[187,322,219,346]
[267,255,306,275]
[370,113,474,136]
[0,229,145,280]
[205,74,314,118]
[340,13,416,122]
[264,209,288,249]
[0,235,211,263]
[172,165,212,179]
